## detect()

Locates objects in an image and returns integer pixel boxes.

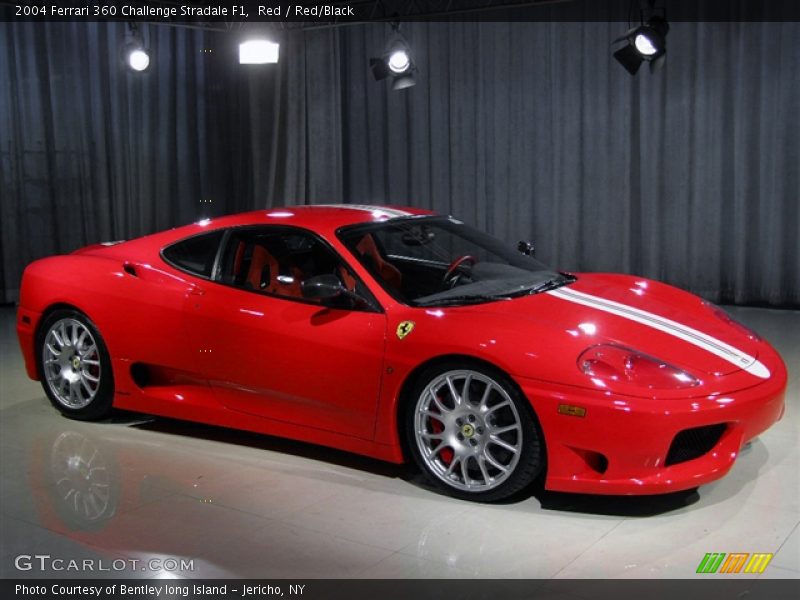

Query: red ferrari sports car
[16,205,787,501]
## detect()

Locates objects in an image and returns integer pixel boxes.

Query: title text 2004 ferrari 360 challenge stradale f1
[16,205,787,501]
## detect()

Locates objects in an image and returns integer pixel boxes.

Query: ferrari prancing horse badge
[396,321,415,340]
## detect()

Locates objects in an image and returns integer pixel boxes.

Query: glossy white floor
[0,305,798,580]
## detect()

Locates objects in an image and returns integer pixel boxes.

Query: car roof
[92,204,439,261]
[203,204,437,232]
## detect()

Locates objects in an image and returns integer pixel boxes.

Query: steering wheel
[442,255,477,287]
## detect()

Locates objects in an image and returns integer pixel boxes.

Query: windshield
[337,216,573,307]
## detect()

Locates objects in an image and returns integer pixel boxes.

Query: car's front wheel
[405,363,544,502]
[37,309,114,420]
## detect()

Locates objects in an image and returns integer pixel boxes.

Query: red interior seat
[246,243,305,298]
[247,245,279,291]
[356,234,402,290]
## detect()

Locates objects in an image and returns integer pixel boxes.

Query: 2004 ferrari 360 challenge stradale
[16,205,786,501]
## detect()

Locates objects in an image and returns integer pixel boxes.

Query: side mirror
[517,241,535,256]
[301,274,346,301]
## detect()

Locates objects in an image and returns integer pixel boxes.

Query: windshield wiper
[526,274,576,295]
[414,274,575,307]
[414,294,513,307]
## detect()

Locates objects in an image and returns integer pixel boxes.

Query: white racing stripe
[313,204,412,219]
[548,287,770,379]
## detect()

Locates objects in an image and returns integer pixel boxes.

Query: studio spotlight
[612,16,670,75]
[387,46,411,74]
[239,39,280,64]
[126,46,150,71]
[121,24,151,73]
[370,28,416,90]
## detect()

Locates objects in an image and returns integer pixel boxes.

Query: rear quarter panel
[17,254,196,387]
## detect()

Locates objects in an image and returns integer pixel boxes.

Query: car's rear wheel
[405,362,544,502]
[38,309,114,420]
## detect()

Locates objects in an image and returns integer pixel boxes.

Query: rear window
[162,231,224,278]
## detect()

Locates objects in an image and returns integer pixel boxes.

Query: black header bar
[2,0,800,25]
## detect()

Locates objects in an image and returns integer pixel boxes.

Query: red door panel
[185,283,387,440]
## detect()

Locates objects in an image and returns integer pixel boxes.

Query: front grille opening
[589,452,609,475]
[572,447,609,475]
[665,424,727,466]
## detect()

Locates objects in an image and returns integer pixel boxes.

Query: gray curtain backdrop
[0,21,223,301]
[335,21,799,307]
[1,19,798,306]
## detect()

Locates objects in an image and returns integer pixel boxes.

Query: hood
[460,273,765,379]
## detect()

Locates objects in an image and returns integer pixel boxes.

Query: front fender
[371,305,564,452]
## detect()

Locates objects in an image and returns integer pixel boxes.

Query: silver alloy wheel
[413,369,523,492]
[42,318,102,410]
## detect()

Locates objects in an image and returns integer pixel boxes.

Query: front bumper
[520,370,787,495]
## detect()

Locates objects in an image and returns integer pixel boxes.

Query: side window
[162,230,224,278]
[217,227,373,308]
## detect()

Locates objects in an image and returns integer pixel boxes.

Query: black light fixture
[613,14,670,75]
[370,24,416,91]
[121,23,151,73]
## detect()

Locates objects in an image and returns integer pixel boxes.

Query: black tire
[36,309,114,421]
[404,361,545,502]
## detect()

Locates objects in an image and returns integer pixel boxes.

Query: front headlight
[577,344,700,390]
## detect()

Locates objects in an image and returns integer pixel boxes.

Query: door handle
[123,263,138,277]
[189,285,205,296]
